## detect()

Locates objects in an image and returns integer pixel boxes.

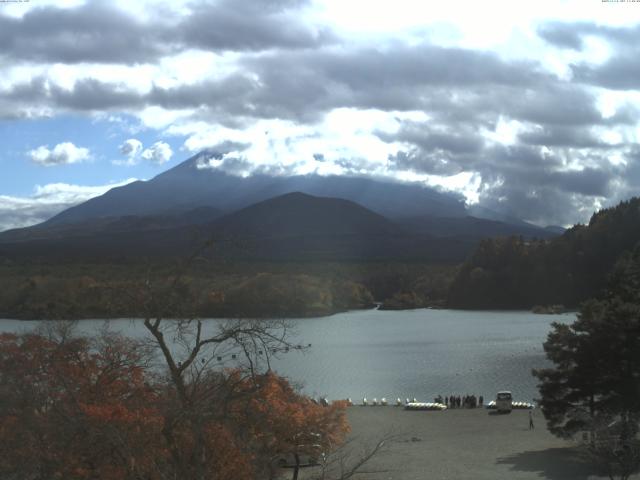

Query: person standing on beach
[529,410,534,430]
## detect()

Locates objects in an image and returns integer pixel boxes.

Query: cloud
[0,41,626,129]
[517,125,618,149]
[116,139,173,166]
[572,55,640,90]
[0,41,556,122]
[0,179,137,232]
[0,0,332,65]
[141,141,173,164]
[380,117,626,225]
[1,7,639,228]
[28,142,91,166]
[0,3,170,65]
[119,138,143,155]
[537,22,640,90]
[537,22,640,50]
[116,138,143,165]
[537,22,585,50]
[180,0,336,52]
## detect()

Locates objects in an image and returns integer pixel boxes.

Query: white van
[496,391,512,413]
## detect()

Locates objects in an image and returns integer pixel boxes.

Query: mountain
[0,150,562,263]
[397,215,558,240]
[448,197,640,309]
[0,207,222,243]
[44,151,467,226]
[0,192,477,262]
[466,204,539,229]
[212,192,398,238]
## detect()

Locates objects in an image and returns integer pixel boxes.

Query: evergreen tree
[533,245,640,439]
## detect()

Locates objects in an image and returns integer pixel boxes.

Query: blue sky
[2,0,640,231]
[0,114,181,196]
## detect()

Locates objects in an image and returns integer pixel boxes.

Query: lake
[0,309,574,404]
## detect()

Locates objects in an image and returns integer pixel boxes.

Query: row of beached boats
[344,397,448,409]
[485,400,534,409]
[335,397,534,410]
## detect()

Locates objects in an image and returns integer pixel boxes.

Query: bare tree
[311,435,395,480]
[585,413,640,480]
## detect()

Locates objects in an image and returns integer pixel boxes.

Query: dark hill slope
[448,197,640,309]
[212,192,398,237]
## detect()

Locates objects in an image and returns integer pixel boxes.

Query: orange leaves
[0,331,164,480]
[228,370,350,457]
[0,331,351,480]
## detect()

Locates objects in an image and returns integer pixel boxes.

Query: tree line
[448,198,640,309]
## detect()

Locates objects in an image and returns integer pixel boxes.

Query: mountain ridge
[43,151,469,227]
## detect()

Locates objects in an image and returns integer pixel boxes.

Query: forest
[448,197,640,309]
[3,197,640,318]
[0,259,456,319]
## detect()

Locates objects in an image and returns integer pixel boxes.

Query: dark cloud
[0,0,333,65]
[498,85,604,126]
[0,2,171,64]
[181,0,336,53]
[517,126,617,149]
[477,184,590,227]
[572,55,640,90]
[537,22,640,90]
[3,40,625,131]
[377,121,484,155]
[51,79,145,110]
[473,163,615,226]
[475,144,619,225]
[311,45,546,88]
[537,23,584,50]
[387,149,463,176]
[382,121,621,225]
[201,141,251,159]
[202,156,254,176]
[537,22,640,50]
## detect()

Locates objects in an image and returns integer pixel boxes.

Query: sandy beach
[287,406,639,480]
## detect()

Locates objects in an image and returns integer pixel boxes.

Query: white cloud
[116,138,144,165]
[0,179,138,232]
[119,138,143,156]
[28,142,91,166]
[141,141,173,164]
[176,110,425,177]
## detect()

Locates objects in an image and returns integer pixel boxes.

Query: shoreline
[0,306,575,322]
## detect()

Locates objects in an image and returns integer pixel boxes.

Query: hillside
[0,192,475,262]
[212,192,398,237]
[447,197,640,309]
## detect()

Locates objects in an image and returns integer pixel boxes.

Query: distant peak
[277,191,314,199]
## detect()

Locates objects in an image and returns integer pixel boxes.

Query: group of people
[434,394,484,408]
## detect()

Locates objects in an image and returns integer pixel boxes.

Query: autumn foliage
[0,329,349,480]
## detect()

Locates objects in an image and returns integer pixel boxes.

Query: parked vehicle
[496,391,512,413]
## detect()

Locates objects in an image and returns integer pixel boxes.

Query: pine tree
[533,245,640,439]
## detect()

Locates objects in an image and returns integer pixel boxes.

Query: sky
[1,0,640,231]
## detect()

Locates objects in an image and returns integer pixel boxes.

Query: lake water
[0,309,574,404]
